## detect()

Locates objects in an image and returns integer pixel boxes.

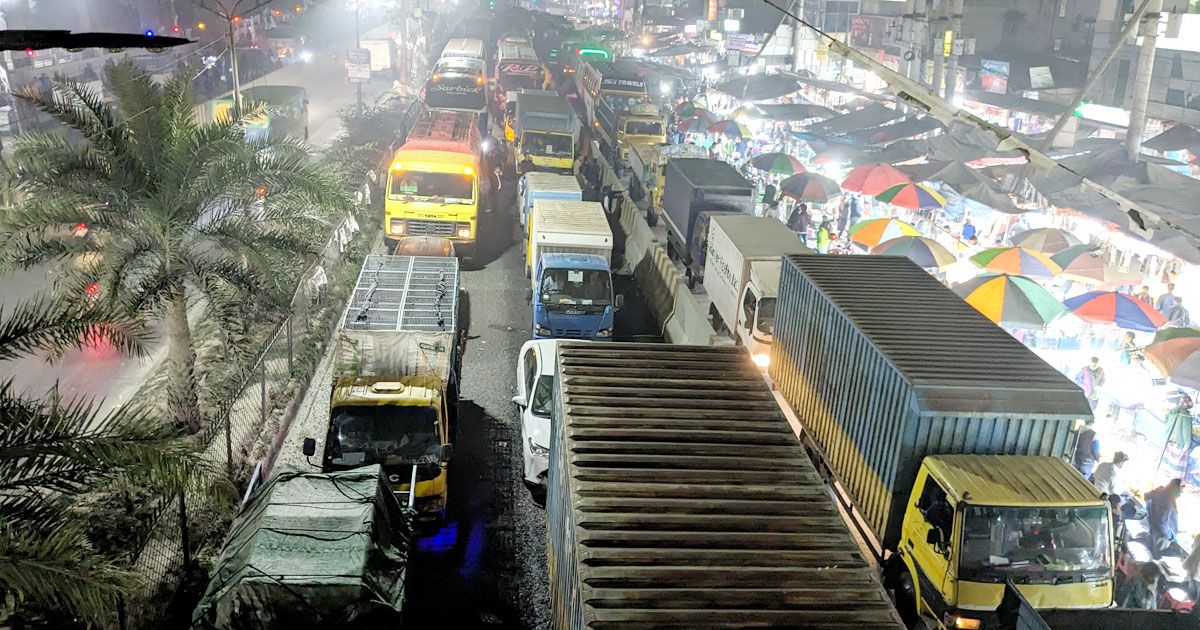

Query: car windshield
[624,120,663,136]
[325,405,441,468]
[523,131,572,157]
[756,297,776,335]
[540,268,611,305]
[531,375,553,417]
[390,171,475,203]
[959,505,1112,583]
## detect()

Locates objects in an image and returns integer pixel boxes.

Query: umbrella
[708,119,750,139]
[970,246,1062,278]
[875,182,946,210]
[1011,227,1082,254]
[750,153,805,176]
[848,218,920,249]
[841,163,911,195]
[1063,291,1169,332]
[674,101,705,117]
[953,273,1069,328]
[677,116,712,134]
[1051,245,1108,283]
[1144,334,1200,389]
[872,235,955,269]
[729,104,764,119]
[779,172,843,203]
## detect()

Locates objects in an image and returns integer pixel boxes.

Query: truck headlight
[534,324,551,336]
[595,327,612,338]
[390,219,405,235]
[944,614,981,630]
[751,352,770,368]
[456,222,472,239]
[528,437,550,457]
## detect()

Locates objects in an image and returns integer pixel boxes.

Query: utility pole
[355,1,363,106]
[1126,0,1163,160]
[227,16,243,115]
[196,0,277,117]
[942,0,962,100]
[791,0,806,72]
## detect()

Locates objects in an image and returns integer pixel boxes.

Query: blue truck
[527,200,620,341]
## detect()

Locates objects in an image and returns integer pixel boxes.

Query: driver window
[917,477,953,545]
[742,288,756,325]
[522,349,538,399]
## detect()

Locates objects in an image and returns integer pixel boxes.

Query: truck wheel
[892,571,920,629]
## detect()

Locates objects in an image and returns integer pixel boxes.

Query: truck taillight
[390,219,405,235]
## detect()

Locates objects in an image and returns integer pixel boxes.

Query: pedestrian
[1118,331,1143,367]
[846,195,862,229]
[787,203,810,244]
[1074,356,1105,411]
[1072,417,1101,479]
[1156,282,1177,314]
[1165,395,1196,475]
[519,154,535,174]
[1167,295,1192,327]
[1145,479,1183,556]
[1118,561,1161,609]
[816,220,832,255]
[1184,533,1200,600]
[1091,451,1129,497]
[961,218,977,242]
[1134,285,1153,305]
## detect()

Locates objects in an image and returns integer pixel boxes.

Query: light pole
[228,15,244,116]
[355,1,363,106]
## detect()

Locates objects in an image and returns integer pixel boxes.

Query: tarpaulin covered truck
[770,254,1109,629]
[547,341,905,629]
[514,90,577,174]
[660,158,754,288]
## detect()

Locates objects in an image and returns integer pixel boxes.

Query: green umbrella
[953,273,1068,328]
[750,153,805,176]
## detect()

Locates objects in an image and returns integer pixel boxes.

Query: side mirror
[926,528,942,546]
[440,444,454,462]
[615,293,625,309]
[302,437,316,457]
[512,394,527,407]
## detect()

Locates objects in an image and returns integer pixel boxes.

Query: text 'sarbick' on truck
[770,254,1112,628]
[305,255,465,520]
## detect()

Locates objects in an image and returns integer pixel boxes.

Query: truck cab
[734,261,777,365]
[532,253,620,341]
[893,455,1113,629]
[614,103,666,161]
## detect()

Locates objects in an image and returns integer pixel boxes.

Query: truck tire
[892,571,920,629]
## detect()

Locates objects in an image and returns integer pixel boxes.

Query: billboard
[980,59,1009,94]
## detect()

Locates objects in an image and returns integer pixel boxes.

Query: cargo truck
[703,215,811,369]
[308,255,464,520]
[526,200,619,341]
[627,142,707,223]
[191,465,413,629]
[660,158,754,288]
[514,90,578,174]
[769,255,1110,629]
[547,341,906,629]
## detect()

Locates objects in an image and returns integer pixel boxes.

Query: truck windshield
[326,405,441,467]
[540,268,612,305]
[624,120,663,136]
[523,131,573,157]
[756,297,776,335]
[500,73,541,91]
[389,171,475,204]
[959,505,1111,583]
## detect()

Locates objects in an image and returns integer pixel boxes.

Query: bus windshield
[390,171,475,203]
[959,505,1111,583]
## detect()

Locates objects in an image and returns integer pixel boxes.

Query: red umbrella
[841,163,911,196]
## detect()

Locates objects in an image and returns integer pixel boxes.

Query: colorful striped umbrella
[841,163,911,195]
[1011,227,1082,254]
[848,218,920,249]
[750,152,805,175]
[709,119,751,138]
[779,172,843,203]
[871,236,955,269]
[1143,327,1200,388]
[875,182,946,210]
[1063,291,1169,332]
[1050,245,1107,283]
[970,246,1062,278]
[677,116,712,133]
[953,274,1069,328]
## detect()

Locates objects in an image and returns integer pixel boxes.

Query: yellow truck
[627,142,707,221]
[385,108,483,258]
[306,255,465,520]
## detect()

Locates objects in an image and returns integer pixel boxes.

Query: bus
[494,43,545,113]
[424,56,488,113]
[385,108,483,257]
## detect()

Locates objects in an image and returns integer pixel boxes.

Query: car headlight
[944,614,981,630]
[595,327,612,338]
[751,352,770,368]
[534,324,551,336]
[528,437,550,457]
[390,219,405,235]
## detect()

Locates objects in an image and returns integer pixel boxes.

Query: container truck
[191,465,413,629]
[547,341,905,629]
[526,200,619,341]
[627,142,707,222]
[703,215,811,369]
[306,255,464,520]
[660,158,754,287]
[769,254,1109,629]
[514,90,578,174]
[517,171,582,232]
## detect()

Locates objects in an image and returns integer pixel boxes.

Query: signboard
[499,62,540,76]
[347,47,371,83]
[980,58,1009,94]
[724,33,760,53]
[850,15,871,48]
[1029,66,1054,90]
[942,29,953,57]
[707,0,717,21]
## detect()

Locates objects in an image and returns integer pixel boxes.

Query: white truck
[524,200,613,284]
[526,200,620,341]
[362,38,393,72]
[703,215,811,369]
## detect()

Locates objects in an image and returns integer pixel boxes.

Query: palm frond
[0,297,151,361]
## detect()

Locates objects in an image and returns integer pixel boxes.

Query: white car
[513,339,557,496]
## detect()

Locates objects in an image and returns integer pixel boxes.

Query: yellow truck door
[905,471,957,616]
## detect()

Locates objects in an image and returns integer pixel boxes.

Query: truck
[547,341,906,629]
[595,100,665,165]
[516,171,581,234]
[769,254,1110,629]
[627,142,706,222]
[210,85,309,141]
[310,255,464,520]
[191,466,413,629]
[514,90,578,174]
[703,215,811,369]
[660,158,755,287]
[362,38,394,72]
[526,200,619,341]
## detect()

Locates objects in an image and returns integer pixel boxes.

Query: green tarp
[192,465,413,629]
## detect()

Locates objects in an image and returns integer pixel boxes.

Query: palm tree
[0,297,213,623]
[2,60,347,433]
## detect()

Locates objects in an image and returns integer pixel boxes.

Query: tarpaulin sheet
[754,102,838,121]
[844,116,944,145]
[808,103,902,136]
[1143,123,1200,152]
[715,74,802,102]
